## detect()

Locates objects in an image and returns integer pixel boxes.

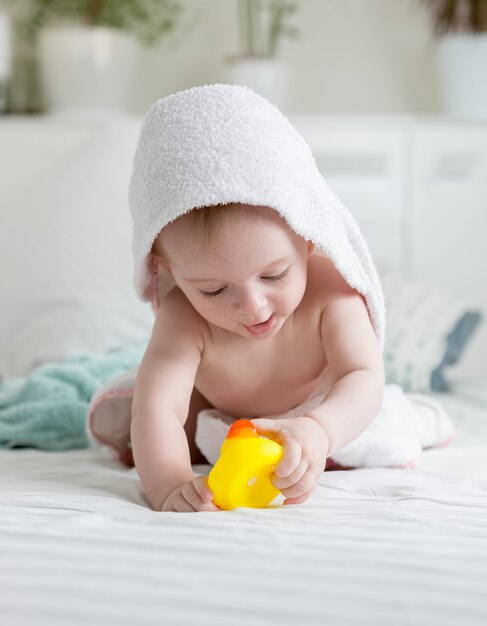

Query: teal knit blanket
[0,344,145,451]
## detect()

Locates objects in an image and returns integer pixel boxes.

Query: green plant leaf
[15,0,184,45]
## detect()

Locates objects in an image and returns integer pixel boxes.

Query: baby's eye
[262,269,289,281]
[201,287,226,299]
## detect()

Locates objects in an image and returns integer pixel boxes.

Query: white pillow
[0,119,153,379]
[381,271,483,392]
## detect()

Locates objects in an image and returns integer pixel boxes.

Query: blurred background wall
[134,0,439,115]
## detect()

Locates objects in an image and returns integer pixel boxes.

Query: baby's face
[155,206,314,340]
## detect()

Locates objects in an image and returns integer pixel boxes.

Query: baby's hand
[162,475,220,513]
[251,416,329,505]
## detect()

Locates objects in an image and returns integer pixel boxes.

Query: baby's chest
[196,322,327,417]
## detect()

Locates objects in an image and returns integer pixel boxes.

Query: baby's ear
[151,250,171,273]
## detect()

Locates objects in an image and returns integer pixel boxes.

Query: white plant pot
[436,34,487,119]
[38,25,137,117]
[224,58,289,111]
[0,10,12,112]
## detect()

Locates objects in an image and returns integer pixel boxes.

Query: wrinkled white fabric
[195,382,455,468]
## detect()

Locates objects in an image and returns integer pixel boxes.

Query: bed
[1,380,487,625]
[1,116,486,625]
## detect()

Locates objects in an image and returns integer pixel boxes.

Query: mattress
[1,380,487,626]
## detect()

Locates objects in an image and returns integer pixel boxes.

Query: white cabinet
[293,116,487,308]
[410,123,487,304]
[293,116,408,273]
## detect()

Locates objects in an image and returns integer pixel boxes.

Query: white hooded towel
[129,83,385,348]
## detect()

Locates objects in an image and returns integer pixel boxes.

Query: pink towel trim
[87,388,135,461]
[149,256,160,313]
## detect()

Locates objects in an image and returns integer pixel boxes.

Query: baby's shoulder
[152,287,207,350]
[306,253,357,308]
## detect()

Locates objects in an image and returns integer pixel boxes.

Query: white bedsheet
[1,381,487,626]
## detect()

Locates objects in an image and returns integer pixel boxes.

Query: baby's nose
[234,288,267,315]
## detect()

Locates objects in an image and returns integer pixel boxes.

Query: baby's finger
[250,418,284,443]
[162,489,195,513]
[284,475,321,506]
[192,477,221,511]
[173,495,197,513]
[280,466,317,500]
[193,499,220,512]
[283,491,311,506]
[181,482,218,512]
[192,476,215,503]
[179,483,201,508]
[274,437,301,478]
[272,459,308,490]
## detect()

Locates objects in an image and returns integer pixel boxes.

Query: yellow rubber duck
[208,419,283,510]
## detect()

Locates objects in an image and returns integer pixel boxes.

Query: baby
[124,83,386,513]
[131,202,384,512]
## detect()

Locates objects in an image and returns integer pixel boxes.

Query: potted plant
[425,0,487,118]
[18,0,183,115]
[225,0,301,111]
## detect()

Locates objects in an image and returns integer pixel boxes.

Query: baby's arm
[306,279,385,455]
[131,290,217,512]
[253,275,384,504]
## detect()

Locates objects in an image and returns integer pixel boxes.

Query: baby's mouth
[244,314,275,335]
